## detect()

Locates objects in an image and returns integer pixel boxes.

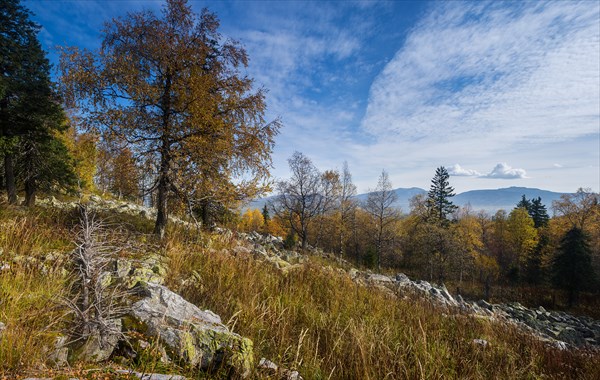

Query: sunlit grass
[0,205,598,379]
[165,229,600,379]
[0,208,73,375]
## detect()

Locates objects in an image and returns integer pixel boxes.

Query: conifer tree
[426,166,458,226]
[262,204,270,224]
[516,195,531,211]
[1,0,39,203]
[529,197,549,228]
[552,227,595,306]
[1,0,75,205]
[516,195,549,228]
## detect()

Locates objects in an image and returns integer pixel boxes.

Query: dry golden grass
[0,207,73,375]
[1,206,598,379]
[164,229,600,380]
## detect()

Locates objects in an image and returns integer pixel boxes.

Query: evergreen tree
[426,166,458,226]
[1,0,75,205]
[20,132,77,206]
[529,197,549,228]
[516,195,549,228]
[1,0,39,203]
[262,204,270,227]
[516,195,531,211]
[524,233,548,285]
[552,227,595,307]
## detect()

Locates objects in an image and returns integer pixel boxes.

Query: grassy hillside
[0,203,598,379]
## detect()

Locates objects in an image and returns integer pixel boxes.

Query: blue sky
[26,0,600,194]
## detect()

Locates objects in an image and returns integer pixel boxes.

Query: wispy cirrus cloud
[363,1,599,144]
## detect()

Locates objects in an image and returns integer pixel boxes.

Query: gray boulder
[71,319,122,362]
[125,282,254,377]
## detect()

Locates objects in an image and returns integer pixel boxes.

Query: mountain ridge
[245,186,572,214]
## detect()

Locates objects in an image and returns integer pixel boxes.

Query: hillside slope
[0,197,598,379]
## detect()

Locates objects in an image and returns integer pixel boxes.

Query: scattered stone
[257,357,304,380]
[258,357,279,372]
[115,370,186,380]
[367,273,393,283]
[472,338,489,348]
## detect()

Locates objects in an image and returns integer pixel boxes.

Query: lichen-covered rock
[126,282,254,377]
[71,318,122,362]
[47,335,69,367]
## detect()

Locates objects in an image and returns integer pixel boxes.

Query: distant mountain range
[244,186,570,214]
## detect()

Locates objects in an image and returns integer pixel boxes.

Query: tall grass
[0,208,73,375]
[1,208,598,379]
[165,230,600,379]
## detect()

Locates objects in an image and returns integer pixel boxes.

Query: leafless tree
[64,205,130,349]
[364,170,400,271]
[339,161,357,258]
[272,152,323,250]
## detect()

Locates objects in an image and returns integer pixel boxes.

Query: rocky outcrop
[37,196,195,228]
[358,271,600,349]
[124,282,254,377]
[230,230,306,275]
[62,250,254,377]
[229,229,600,350]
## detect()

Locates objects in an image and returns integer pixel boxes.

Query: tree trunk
[4,153,17,204]
[339,224,344,260]
[300,217,308,250]
[154,74,172,239]
[24,176,36,207]
[154,169,169,239]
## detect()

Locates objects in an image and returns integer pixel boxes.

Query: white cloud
[483,163,527,179]
[362,1,599,149]
[447,164,481,177]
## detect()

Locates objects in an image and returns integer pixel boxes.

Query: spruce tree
[529,197,549,228]
[516,195,549,228]
[552,227,595,307]
[0,0,39,203]
[516,195,531,211]
[262,204,270,224]
[0,0,75,205]
[426,166,458,226]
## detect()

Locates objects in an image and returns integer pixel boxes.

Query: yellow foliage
[507,208,539,267]
[238,209,264,233]
[58,126,98,191]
